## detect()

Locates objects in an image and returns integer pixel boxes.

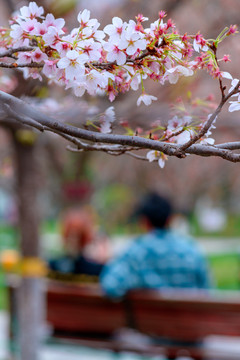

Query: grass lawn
[208,253,240,290]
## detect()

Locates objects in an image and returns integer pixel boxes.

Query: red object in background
[62,181,92,201]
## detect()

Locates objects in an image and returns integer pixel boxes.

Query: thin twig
[179,80,240,152]
[0,46,34,59]
[0,62,43,69]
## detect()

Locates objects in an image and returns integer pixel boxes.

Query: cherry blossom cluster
[1,1,233,106]
[0,2,240,169]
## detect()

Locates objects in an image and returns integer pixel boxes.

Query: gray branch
[1,90,240,162]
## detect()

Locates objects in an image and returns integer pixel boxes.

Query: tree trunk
[13,133,45,360]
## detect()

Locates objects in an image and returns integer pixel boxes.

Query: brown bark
[13,135,40,256]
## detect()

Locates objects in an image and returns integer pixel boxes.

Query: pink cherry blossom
[31,48,48,63]
[20,18,39,35]
[17,51,32,64]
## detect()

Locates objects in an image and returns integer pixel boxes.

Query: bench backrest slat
[46,282,240,341]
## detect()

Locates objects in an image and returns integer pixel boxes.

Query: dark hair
[134,193,173,229]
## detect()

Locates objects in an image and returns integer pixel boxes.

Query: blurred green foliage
[92,184,136,234]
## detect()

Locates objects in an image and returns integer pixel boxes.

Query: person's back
[100,193,212,298]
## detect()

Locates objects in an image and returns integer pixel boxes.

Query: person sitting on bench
[100,192,212,297]
[48,208,104,278]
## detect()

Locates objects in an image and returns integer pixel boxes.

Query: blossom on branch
[57,50,88,81]
[100,106,116,133]
[137,94,158,106]
[19,2,44,20]
[0,2,240,167]
[146,150,167,169]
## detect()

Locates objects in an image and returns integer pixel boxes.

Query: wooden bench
[46,280,240,360]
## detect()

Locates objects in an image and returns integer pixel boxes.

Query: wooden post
[13,132,45,360]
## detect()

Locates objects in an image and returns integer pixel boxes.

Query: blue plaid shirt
[100,229,212,298]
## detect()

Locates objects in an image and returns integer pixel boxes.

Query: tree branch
[1,91,240,163]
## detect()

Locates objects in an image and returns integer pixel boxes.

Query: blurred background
[0,0,240,358]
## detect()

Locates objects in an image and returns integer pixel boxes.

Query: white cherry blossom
[19,2,44,20]
[42,60,58,78]
[55,41,71,56]
[146,151,166,168]
[42,26,60,47]
[119,32,147,56]
[104,17,126,42]
[77,9,98,29]
[130,75,141,91]
[167,115,192,131]
[137,94,157,106]
[229,101,240,112]
[118,22,147,56]
[78,40,102,61]
[84,70,114,95]
[193,39,208,52]
[43,13,65,33]
[228,78,240,93]
[200,138,215,145]
[10,24,29,46]
[221,71,233,80]
[175,130,194,145]
[146,150,158,162]
[100,106,116,133]
[57,50,88,81]
[33,22,47,36]
[103,42,126,65]
[165,65,194,84]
